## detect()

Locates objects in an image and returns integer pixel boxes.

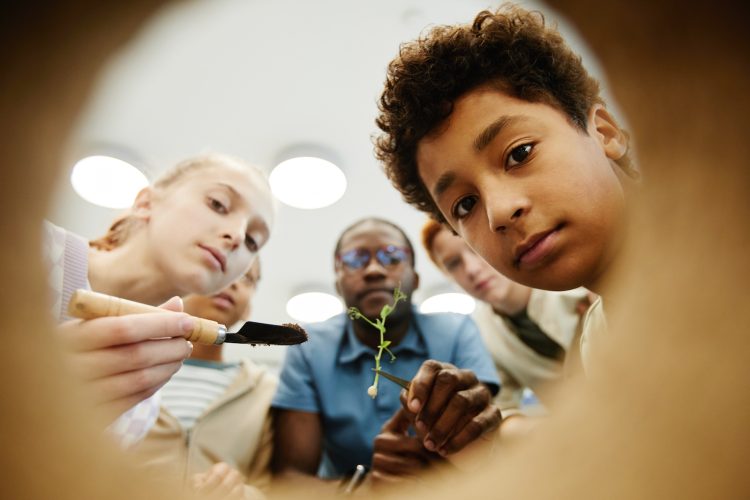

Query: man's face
[416,86,627,291]
[335,221,418,321]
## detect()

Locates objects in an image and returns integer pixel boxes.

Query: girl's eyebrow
[212,183,244,202]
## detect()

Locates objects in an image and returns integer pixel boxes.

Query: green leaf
[381,340,392,348]
[384,346,396,362]
[380,304,392,320]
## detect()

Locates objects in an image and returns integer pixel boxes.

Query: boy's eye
[507,143,533,168]
[209,197,228,214]
[245,234,259,252]
[452,196,477,219]
[444,256,462,271]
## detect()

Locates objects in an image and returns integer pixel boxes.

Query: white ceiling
[49,0,606,341]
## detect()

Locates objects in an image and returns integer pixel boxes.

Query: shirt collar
[337,306,428,365]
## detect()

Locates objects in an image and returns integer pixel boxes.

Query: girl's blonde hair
[89,153,270,251]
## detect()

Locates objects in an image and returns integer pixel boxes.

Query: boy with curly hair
[373,5,640,382]
[375,5,638,297]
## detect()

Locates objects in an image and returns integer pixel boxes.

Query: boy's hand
[405,360,501,456]
[370,407,442,485]
[57,296,194,420]
[191,462,245,500]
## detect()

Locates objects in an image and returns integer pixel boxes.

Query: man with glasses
[271,217,499,487]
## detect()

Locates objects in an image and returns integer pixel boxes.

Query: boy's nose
[486,192,530,234]
[463,252,483,277]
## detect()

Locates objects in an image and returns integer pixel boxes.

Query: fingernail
[186,341,193,351]
[416,420,426,434]
[180,317,194,334]
[409,398,421,412]
[424,439,435,451]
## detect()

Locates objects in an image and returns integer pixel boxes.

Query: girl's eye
[209,197,228,214]
[506,143,533,168]
[245,234,258,252]
[452,196,477,219]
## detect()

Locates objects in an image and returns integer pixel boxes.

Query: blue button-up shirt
[272,307,499,478]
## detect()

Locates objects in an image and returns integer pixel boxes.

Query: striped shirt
[159,359,241,431]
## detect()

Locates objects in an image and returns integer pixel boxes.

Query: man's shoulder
[414,310,473,331]
[294,313,349,354]
[414,310,475,337]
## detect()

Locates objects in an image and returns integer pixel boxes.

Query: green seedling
[348,286,407,398]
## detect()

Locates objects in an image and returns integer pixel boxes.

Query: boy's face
[431,226,517,307]
[416,86,627,291]
[182,260,259,327]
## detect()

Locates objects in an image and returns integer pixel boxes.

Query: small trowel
[67,289,308,346]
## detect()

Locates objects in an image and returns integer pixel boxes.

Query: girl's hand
[57,296,194,420]
[191,462,245,500]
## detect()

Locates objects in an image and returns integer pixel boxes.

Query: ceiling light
[70,155,149,209]
[269,155,346,209]
[286,292,344,323]
[419,292,476,315]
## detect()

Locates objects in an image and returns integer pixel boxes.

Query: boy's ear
[131,186,153,219]
[590,104,629,162]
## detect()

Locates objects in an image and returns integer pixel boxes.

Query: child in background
[47,153,275,447]
[133,258,276,500]
[421,219,591,414]
[375,6,638,371]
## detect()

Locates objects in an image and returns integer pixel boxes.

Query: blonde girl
[47,153,275,446]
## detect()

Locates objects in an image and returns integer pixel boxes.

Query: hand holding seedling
[404,360,501,456]
[348,287,407,398]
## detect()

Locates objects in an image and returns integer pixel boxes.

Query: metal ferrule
[215,325,227,345]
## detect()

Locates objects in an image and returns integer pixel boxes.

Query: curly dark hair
[375,5,626,223]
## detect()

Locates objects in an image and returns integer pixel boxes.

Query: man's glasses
[337,245,411,271]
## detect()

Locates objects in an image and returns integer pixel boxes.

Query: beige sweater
[131,359,277,499]
[472,288,589,412]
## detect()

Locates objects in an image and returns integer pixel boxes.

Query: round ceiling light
[70,155,149,209]
[286,291,344,323]
[419,292,476,315]
[269,156,347,209]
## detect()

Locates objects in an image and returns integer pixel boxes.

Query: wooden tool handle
[67,289,225,345]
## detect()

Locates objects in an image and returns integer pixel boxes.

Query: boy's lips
[199,244,226,273]
[513,225,563,268]
[474,277,493,292]
[212,292,235,310]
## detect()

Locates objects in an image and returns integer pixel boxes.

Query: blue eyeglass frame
[337,245,411,270]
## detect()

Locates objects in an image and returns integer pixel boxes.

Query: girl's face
[143,164,274,296]
[416,87,628,292]
[431,227,517,307]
